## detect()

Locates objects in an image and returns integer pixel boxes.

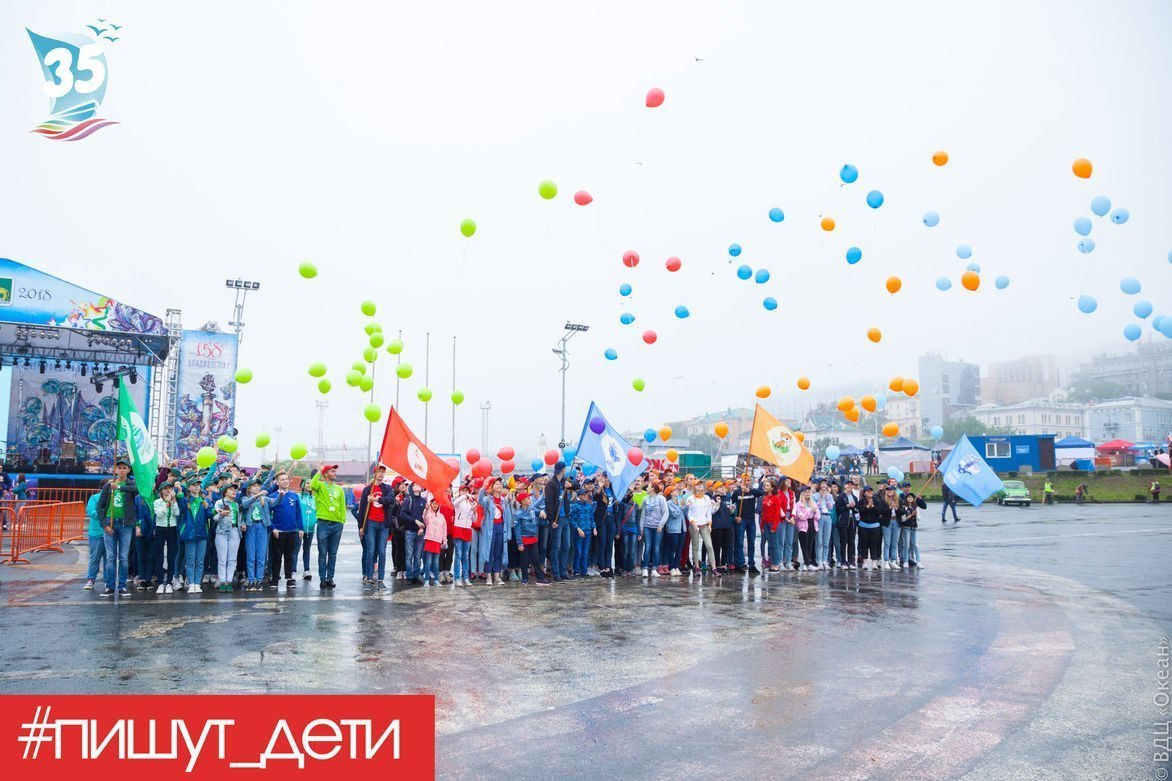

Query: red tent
[1096,439,1135,453]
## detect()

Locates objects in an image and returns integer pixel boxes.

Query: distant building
[982,355,1060,405]
[918,353,980,430]
[884,395,922,440]
[680,407,755,445]
[796,414,875,451]
[1085,396,1172,442]
[1079,341,1172,397]
[968,398,1087,437]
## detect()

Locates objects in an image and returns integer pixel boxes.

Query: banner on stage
[0,257,163,334]
[174,330,239,464]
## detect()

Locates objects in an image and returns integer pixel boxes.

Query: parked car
[997,480,1031,507]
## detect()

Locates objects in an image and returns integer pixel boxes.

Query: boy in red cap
[511,491,547,584]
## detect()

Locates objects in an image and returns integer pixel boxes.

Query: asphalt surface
[0,502,1168,780]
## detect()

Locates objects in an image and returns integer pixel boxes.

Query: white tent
[877,437,933,474]
[1055,436,1095,465]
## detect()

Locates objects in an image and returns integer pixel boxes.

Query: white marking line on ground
[942,527,1171,546]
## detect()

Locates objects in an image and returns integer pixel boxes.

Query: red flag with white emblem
[378,407,459,507]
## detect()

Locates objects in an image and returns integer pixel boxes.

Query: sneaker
[886,560,895,570]
[119,587,131,596]
[748,565,761,575]
[84,579,94,591]
[669,568,680,576]
[650,567,660,578]
[320,581,329,590]
[303,572,312,581]
[187,584,197,594]
[642,568,650,578]
[287,579,296,588]
[101,587,114,597]
[136,582,146,591]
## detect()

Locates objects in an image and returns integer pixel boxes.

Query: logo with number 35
[26,17,123,141]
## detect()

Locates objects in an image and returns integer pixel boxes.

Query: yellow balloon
[714,422,729,439]
[658,426,672,442]
[882,422,900,438]
[665,449,679,463]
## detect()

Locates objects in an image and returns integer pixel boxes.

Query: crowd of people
[83,457,931,596]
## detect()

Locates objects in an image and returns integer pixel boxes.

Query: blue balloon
[866,190,884,209]
[530,459,543,472]
[754,268,770,284]
[604,348,618,360]
[922,211,940,227]
[768,207,785,223]
[736,264,753,280]
[936,277,952,291]
[1124,324,1142,342]
[1078,238,1095,254]
[840,164,858,184]
[846,247,862,264]
[619,283,632,296]
[563,448,577,463]
[886,465,902,479]
[1134,301,1153,319]
[644,429,656,443]
[1111,208,1130,225]
[762,297,778,311]
[874,393,887,410]
[930,425,944,439]
[825,446,841,460]
[1120,277,1141,295]
[956,245,972,259]
[1154,316,1165,332]
[674,305,690,319]
[1168,251,1171,264]
[1077,295,1098,314]
[1161,318,1172,339]
[620,313,635,325]
[995,275,1010,290]
[1073,217,1092,236]
[966,262,981,273]
[728,243,742,257]
[1091,195,1111,217]
[582,463,598,476]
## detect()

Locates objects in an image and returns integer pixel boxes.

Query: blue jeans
[487,524,506,573]
[363,523,390,581]
[641,526,662,569]
[153,526,179,584]
[184,539,207,585]
[817,517,833,565]
[422,551,439,583]
[135,534,153,583]
[452,538,471,581]
[898,527,919,565]
[663,530,686,570]
[779,523,796,564]
[882,523,899,563]
[316,521,343,581]
[620,530,639,571]
[103,526,132,590]
[405,530,425,579]
[244,523,269,581]
[574,533,591,574]
[596,515,617,570]
[298,529,314,571]
[87,534,106,581]
[765,526,782,567]
[734,519,756,568]
[549,522,571,578]
[470,528,483,575]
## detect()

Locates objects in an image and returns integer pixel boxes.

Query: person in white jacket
[452,486,476,586]
[639,483,668,577]
[685,484,719,576]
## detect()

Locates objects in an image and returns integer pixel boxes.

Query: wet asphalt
[0,502,1168,780]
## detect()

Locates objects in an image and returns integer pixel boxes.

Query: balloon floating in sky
[821,217,836,231]
[1124,324,1142,342]
[1072,158,1093,179]
[665,256,682,272]
[1073,217,1092,236]
[1161,319,1172,339]
[825,446,841,460]
[874,393,887,410]
[538,180,558,199]
[298,262,318,279]
[885,277,902,294]
[642,330,658,344]
[317,378,332,394]
[289,444,308,460]
[589,416,607,435]
[867,327,882,343]
[674,305,690,319]
[234,367,253,384]
[369,333,384,349]
[728,243,742,257]
[1077,295,1098,314]
[755,268,770,284]
[930,425,944,439]
[755,385,771,399]
[768,208,785,223]
[957,245,972,259]
[363,347,377,364]
[763,297,778,311]
[936,277,952,291]
[714,422,729,439]
[530,458,543,472]
[574,190,593,206]
[451,390,465,405]
[961,270,980,291]
[644,429,656,443]
[797,377,810,390]
[665,449,679,463]
[736,265,753,280]
[903,379,920,396]
[882,422,899,438]
[623,250,640,268]
[620,313,635,325]
[417,388,433,402]
[361,300,377,317]
[844,407,860,423]
[1134,301,1153,319]
[542,449,558,466]
[861,395,877,413]
[1111,208,1130,224]
[645,87,665,108]
[846,247,862,264]
[995,275,1010,290]
[632,377,645,392]
[1120,277,1141,295]
[255,433,272,449]
[352,362,366,375]
[196,447,216,469]
[840,164,859,184]
[1091,195,1111,217]
[619,283,632,296]
[396,363,414,379]
[932,150,949,166]
[866,190,884,209]
[837,397,854,412]
[459,218,477,237]
[923,211,940,227]
[628,447,644,466]
[364,404,382,423]
[359,375,374,392]
[604,348,618,361]
[1078,238,1095,254]
[889,377,904,392]
[345,370,362,387]
[217,436,237,454]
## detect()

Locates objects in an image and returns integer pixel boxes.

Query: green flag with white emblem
[117,383,158,503]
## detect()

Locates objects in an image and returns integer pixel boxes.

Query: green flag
[117,383,158,503]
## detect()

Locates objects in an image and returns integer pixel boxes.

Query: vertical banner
[174,330,239,464]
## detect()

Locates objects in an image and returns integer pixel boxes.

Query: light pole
[552,322,589,449]
[224,279,260,344]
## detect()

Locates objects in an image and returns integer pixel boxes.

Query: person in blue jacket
[265,470,304,590]
[176,481,210,593]
[240,480,276,591]
[297,474,318,580]
[83,481,107,590]
[478,478,514,586]
[397,482,428,585]
[617,488,639,576]
[568,487,597,579]
[511,491,547,584]
[132,493,155,591]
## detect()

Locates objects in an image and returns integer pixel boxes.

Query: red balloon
[444,457,460,472]
[665,256,681,272]
[622,250,640,268]
[645,87,665,108]
[574,190,593,206]
[543,449,559,466]
[500,459,515,474]
[472,458,492,478]
[642,330,657,345]
[464,449,480,465]
[628,447,644,466]
[497,446,515,461]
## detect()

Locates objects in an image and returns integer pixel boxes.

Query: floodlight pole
[224,279,261,345]
[553,323,589,450]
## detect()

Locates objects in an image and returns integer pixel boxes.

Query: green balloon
[346,370,362,387]
[234,367,253,384]
[255,433,271,448]
[387,339,404,355]
[460,218,477,237]
[196,446,216,469]
[364,404,382,423]
[222,437,239,454]
[363,347,378,363]
[538,180,558,200]
[317,378,332,394]
[450,390,465,405]
[351,362,366,375]
[298,261,317,279]
[417,387,433,402]
[369,333,385,349]
[632,377,646,392]
[308,362,327,378]
[361,300,377,317]
[289,443,308,460]
[396,363,414,379]
[359,376,374,392]
[364,322,382,336]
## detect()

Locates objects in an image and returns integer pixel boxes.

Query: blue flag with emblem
[938,434,1004,507]
[574,402,648,499]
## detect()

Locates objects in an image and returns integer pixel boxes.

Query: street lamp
[224,279,261,344]
[553,322,589,449]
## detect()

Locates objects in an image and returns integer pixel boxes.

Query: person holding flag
[937,435,1005,516]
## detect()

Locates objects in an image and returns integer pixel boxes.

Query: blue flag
[574,401,648,499]
[938,435,1004,506]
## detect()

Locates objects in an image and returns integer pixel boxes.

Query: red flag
[378,407,459,507]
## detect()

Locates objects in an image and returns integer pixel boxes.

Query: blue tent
[1055,436,1094,448]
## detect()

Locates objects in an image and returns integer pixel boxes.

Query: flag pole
[450,336,456,454]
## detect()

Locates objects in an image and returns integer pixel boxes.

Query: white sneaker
[650,568,660,578]
[643,568,650,578]
[887,560,895,570]
[186,584,196,593]
[670,568,681,576]
[84,579,94,591]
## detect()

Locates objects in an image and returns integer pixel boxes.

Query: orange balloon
[961,270,980,291]
[882,422,900,438]
[755,385,771,399]
[932,150,949,167]
[867,327,882,343]
[903,379,920,396]
[665,448,679,463]
[844,407,860,423]
[714,422,729,439]
[796,377,810,391]
[889,376,904,393]
[1072,158,1093,179]
[659,426,672,442]
[795,431,806,443]
[820,217,835,232]
[860,395,877,413]
[885,276,902,294]
[837,396,854,412]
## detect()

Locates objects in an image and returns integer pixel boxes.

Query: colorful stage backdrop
[174,330,238,464]
[0,257,164,334]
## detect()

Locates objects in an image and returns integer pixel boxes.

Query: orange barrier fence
[0,506,15,563]
[2,502,88,565]
[22,487,100,505]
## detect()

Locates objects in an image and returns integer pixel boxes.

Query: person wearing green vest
[97,460,138,596]
[1043,480,1055,505]
[311,464,346,589]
